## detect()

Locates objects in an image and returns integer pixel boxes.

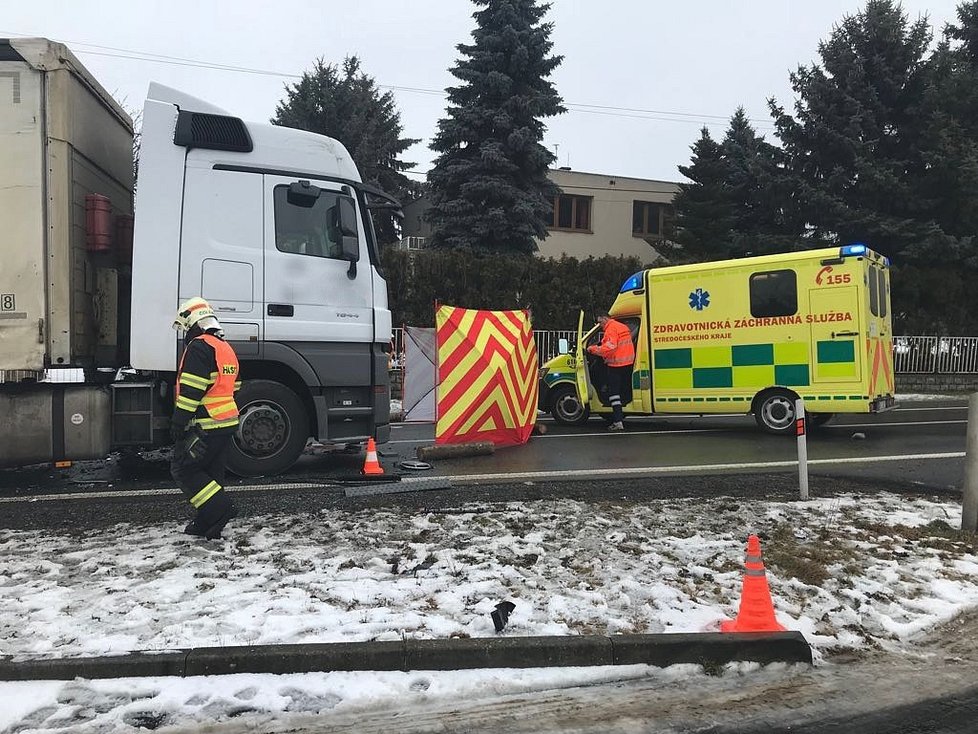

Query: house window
[749,269,798,318]
[632,201,662,237]
[550,194,591,232]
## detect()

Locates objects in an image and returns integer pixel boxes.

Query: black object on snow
[491,601,516,633]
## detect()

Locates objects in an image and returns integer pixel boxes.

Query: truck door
[808,286,863,384]
[263,176,373,343]
[179,166,264,354]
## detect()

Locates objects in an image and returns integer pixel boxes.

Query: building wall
[544,169,678,264]
[399,169,680,264]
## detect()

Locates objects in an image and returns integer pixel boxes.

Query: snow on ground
[0,663,729,732]
[1,490,976,730]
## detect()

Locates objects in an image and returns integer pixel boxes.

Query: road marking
[826,420,966,429]
[896,406,968,412]
[388,427,728,443]
[441,452,967,483]
[0,452,965,504]
[0,482,332,504]
[388,420,967,444]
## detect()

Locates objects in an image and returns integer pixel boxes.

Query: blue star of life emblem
[689,288,710,311]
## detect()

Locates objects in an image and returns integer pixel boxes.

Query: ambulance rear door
[866,258,894,396]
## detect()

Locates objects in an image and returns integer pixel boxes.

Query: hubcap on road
[237,403,290,457]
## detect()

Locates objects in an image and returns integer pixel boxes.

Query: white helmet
[173,297,221,333]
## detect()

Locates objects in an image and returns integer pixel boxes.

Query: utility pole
[962,393,978,533]
[796,399,809,501]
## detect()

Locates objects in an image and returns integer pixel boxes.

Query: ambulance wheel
[551,384,590,426]
[228,380,310,477]
[753,389,799,435]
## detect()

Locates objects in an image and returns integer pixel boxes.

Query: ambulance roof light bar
[840,243,868,257]
[620,272,643,292]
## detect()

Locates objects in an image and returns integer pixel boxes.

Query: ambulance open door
[574,310,592,410]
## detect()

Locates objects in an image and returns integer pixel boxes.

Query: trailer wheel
[228,380,310,477]
[550,384,590,426]
[753,388,800,435]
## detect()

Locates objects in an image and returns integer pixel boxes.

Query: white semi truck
[0,38,396,475]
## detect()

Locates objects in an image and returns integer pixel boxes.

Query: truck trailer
[0,38,396,475]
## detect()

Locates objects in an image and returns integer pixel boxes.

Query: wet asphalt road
[0,399,967,531]
[381,399,969,490]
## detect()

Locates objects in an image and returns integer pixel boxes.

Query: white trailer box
[0,38,133,373]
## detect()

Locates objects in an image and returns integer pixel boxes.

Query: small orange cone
[720,534,786,633]
[362,437,385,475]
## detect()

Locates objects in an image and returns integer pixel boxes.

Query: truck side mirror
[287,180,320,208]
[558,338,569,355]
[338,197,360,278]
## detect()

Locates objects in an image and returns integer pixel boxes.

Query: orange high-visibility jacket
[174,333,241,431]
[590,319,635,368]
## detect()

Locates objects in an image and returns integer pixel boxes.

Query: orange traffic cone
[720,534,786,633]
[362,437,385,475]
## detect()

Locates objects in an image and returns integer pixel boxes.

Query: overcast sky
[2,0,960,183]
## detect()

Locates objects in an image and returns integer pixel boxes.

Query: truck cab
[0,40,395,475]
[133,84,395,475]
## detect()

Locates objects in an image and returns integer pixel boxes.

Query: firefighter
[170,297,239,539]
[587,313,635,431]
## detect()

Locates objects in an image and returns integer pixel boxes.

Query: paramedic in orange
[587,313,635,431]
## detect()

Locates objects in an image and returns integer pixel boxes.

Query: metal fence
[389,327,577,370]
[894,336,978,374]
[392,329,978,375]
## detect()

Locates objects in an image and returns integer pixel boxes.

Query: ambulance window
[749,270,797,318]
[877,268,887,318]
[869,267,880,317]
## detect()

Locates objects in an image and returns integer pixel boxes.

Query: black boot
[202,500,237,540]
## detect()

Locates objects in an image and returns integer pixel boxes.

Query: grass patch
[854,519,977,553]
[762,524,857,586]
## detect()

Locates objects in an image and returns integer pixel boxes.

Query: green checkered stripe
[652,340,864,403]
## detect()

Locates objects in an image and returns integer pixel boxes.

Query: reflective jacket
[174,332,241,432]
[590,319,635,368]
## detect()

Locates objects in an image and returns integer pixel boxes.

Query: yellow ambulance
[539,244,895,433]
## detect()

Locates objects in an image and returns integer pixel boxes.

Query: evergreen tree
[721,108,800,256]
[769,0,934,260]
[272,56,420,244]
[426,0,565,254]
[917,2,978,261]
[673,127,736,261]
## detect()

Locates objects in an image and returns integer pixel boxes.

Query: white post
[796,398,809,501]
[962,393,978,533]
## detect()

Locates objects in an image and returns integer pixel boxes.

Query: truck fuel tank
[0,385,111,467]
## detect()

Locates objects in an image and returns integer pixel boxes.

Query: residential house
[398,168,679,264]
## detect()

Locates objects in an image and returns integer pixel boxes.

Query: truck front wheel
[550,384,590,426]
[229,380,310,477]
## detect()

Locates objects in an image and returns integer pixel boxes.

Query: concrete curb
[0,632,811,681]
